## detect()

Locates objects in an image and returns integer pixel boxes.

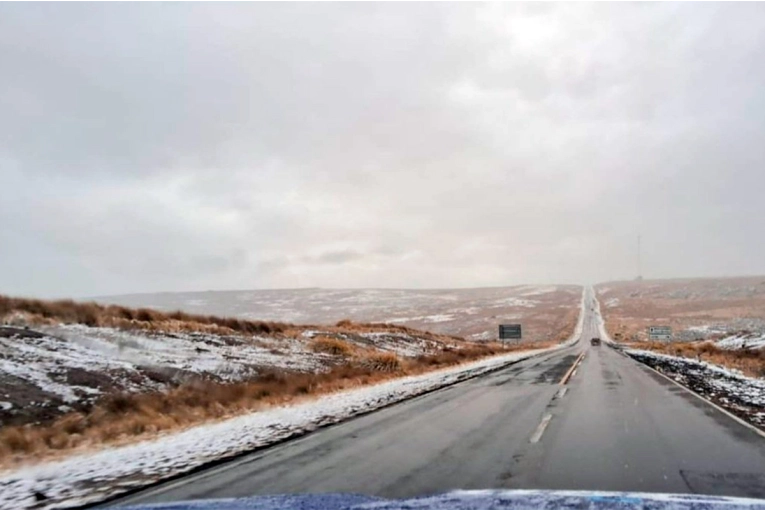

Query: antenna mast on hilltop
[636,234,643,282]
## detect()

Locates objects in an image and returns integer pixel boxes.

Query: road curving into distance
[108,288,765,506]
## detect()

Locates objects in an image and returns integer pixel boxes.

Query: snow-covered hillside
[96,285,582,342]
[0,324,455,428]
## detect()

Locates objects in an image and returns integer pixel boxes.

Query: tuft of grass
[359,352,402,372]
[310,336,354,356]
[1,428,36,454]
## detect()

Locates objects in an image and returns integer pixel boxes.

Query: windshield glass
[1,3,764,509]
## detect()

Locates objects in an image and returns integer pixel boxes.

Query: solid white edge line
[593,288,765,440]
[634,355,765,440]
[529,413,553,444]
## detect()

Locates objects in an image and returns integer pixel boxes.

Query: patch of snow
[716,333,765,350]
[0,354,82,403]
[518,285,557,297]
[492,297,538,308]
[625,349,765,410]
[0,326,326,410]
[385,314,454,324]
[356,332,434,357]
[422,314,454,323]
[0,402,12,411]
[46,325,324,376]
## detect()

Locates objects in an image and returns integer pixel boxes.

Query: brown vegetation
[627,340,765,378]
[596,277,765,342]
[359,352,401,372]
[310,336,355,356]
[0,294,290,336]
[0,341,530,468]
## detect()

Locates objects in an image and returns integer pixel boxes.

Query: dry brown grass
[358,351,401,372]
[0,340,537,468]
[327,319,464,342]
[596,277,765,342]
[627,340,765,378]
[0,294,291,336]
[310,336,355,356]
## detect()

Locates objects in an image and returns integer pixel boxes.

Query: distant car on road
[591,337,601,346]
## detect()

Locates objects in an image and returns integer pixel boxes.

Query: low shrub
[311,336,354,356]
[359,352,402,372]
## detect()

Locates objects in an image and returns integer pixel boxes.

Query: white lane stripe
[555,387,568,399]
[529,414,553,444]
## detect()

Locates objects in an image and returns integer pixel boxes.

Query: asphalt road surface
[112,290,765,506]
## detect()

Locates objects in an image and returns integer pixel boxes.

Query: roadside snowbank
[594,292,765,431]
[625,349,765,429]
[0,346,556,510]
[716,333,765,350]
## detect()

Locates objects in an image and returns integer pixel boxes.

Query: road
[112,290,765,506]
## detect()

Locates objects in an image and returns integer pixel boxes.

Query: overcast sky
[2,3,765,298]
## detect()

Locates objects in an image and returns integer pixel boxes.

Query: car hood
[119,489,765,509]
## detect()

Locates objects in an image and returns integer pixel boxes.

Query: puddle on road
[534,355,578,384]
[681,470,765,499]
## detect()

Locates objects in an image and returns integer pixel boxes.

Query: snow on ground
[385,314,455,324]
[0,325,443,427]
[625,349,765,428]
[45,325,322,376]
[594,294,765,430]
[0,326,316,410]
[0,346,562,510]
[716,333,765,350]
[469,331,493,341]
[517,285,558,297]
[96,286,584,342]
[491,297,538,308]
[353,332,441,358]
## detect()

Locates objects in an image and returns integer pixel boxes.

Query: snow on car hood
[119,490,765,509]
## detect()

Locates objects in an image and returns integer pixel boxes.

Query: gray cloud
[2,3,765,298]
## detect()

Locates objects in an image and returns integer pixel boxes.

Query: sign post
[648,326,672,341]
[499,324,522,346]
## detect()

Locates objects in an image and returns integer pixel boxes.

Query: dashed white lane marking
[530,413,553,444]
[555,387,568,399]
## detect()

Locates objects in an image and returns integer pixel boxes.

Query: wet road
[112,290,765,506]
